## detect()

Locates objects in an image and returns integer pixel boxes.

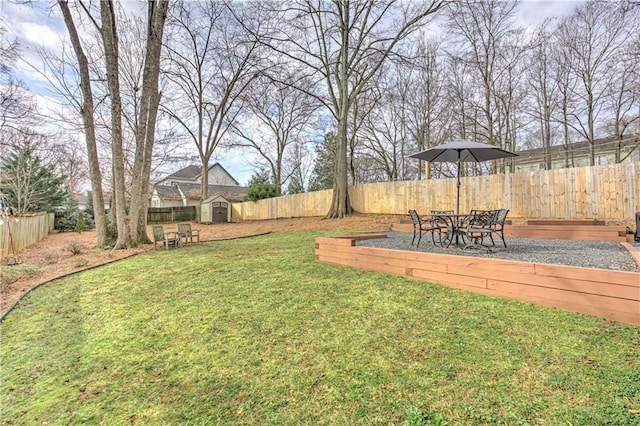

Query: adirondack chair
[177,223,200,244]
[152,225,181,250]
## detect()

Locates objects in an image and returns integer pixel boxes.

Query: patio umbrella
[410,140,518,215]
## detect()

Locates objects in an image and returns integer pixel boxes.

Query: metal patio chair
[486,209,509,248]
[459,210,496,251]
[408,209,444,248]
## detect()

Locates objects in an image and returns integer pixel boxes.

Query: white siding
[207,164,238,186]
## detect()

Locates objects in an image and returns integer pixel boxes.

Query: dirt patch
[0,214,400,318]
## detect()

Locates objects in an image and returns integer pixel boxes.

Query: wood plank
[527,219,606,226]
[488,280,640,315]
[533,263,640,287]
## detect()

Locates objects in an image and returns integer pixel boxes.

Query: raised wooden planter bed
[507,220,626,242]
[316,235,640,326]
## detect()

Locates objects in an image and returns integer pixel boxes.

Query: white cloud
[18,22,62,50]
[517,0,581,26]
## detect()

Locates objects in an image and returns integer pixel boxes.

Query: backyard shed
[201,195,232,223]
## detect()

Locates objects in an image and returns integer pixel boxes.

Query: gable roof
[176,183,247,203]
[158,163,240,186]
[163,165,202,181]
[151,182,247,204]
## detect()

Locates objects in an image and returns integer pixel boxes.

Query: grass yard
[1,231,638,425]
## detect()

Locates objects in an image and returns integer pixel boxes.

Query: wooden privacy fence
[234,163,640,227]
[147,206,197,224]
[0,213,54,262]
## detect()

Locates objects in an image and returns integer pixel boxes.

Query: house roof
[516,135,639,160]
[176,183,247,203]
[154,185,182,200]
[163,165,201,181]
[159,163,240,186]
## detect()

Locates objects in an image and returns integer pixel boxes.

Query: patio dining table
[431,213,470,247]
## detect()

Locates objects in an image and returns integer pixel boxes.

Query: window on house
[539,163,545,170]
[596,155,608,165]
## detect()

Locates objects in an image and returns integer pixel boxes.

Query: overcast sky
[1,0,585,185]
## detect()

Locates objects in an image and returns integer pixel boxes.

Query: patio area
[315,232,640,326]
[359,232,639,272]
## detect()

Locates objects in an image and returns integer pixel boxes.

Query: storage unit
[201,195,232,223]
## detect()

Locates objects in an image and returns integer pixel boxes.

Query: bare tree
[58,0,108,247]
[357,66,411,182]
[525,22,559,169]
[405,38,448,179]
[230,72,321,188]
[0,24,37,149]
[555,1,636,165]
[256,0,444,218]
[448,0,518,173]
[57,0,168,248]
[126,1,169,243]
[163,0,261,201]
[604,15,640,163]
[99,0,130,248]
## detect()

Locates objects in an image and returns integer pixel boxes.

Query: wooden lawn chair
[177,223,200,244]
[152,225,181,250]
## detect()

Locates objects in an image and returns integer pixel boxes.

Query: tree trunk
[325,8,352,219]
[200,161,210,201]
[128,0,169,243]
[58,1,108,248]
[101,1,130,249]
[326,113,352,219]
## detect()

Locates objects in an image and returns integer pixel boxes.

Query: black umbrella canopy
[409,140,518,163]
[410,140,518,215]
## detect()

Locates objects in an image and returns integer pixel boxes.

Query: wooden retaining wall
[504,224,627,242]
[315,235,640,326]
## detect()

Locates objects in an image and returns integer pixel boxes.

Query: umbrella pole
[455,157,461,245]
[456,157,461,216]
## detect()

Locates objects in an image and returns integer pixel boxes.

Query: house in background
[513,135,639,172]
[151,163,247,222]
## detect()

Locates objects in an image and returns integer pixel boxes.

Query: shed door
[212,202,228,223]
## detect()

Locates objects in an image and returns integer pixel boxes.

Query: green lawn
[1,231,638,425]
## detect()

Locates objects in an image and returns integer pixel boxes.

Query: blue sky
[1,0,583,185]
